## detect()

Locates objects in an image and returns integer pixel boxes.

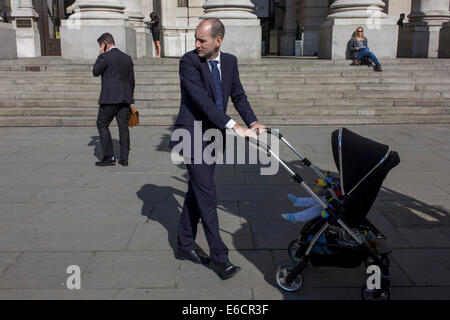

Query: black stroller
[251,127,400,300]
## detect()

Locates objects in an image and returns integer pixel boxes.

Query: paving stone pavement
[0,125,449,300]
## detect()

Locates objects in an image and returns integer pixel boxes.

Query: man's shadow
[88,136,121,160]
[137,132,449,297]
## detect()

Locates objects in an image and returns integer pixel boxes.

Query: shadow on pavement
[135,131,449,298]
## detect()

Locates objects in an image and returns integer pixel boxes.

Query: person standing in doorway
[397,13,406,29]
[93,33,135,167]
[149,12,161,58]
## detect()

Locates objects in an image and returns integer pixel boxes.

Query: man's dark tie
[209,60,224,111]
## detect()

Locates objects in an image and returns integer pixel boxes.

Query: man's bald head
[197,18,225,40]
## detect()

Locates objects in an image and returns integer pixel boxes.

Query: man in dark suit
[169,18,266,280]
[93,33,135,167]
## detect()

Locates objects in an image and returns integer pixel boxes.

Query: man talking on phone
[93,33,135,167]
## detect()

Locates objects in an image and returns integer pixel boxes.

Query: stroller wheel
[288,240,301,263]
[361,284,391,301]
[275,264,303,292]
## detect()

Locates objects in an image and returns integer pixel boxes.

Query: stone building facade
[1,0,450,60]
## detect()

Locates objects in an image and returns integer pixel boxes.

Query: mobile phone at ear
[104,43,107,52]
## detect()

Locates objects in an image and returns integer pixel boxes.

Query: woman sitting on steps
[349,26,382,72]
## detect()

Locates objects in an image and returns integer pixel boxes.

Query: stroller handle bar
[265,128,325,179]
[247,136,328,210]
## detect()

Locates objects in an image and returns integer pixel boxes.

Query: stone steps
[0,57,449,126]
[2,114,450,127]
[1,106,448,118]
[2,83,450,94]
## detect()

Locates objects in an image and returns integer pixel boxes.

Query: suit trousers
[177,161,229,264]
[96,104,130,161]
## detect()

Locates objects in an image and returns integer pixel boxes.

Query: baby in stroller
[282,173,342,223]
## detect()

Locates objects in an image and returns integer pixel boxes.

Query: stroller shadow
[88,136,121,160]
[140,133,449,299]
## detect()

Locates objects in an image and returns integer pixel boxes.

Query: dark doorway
[33,0,65,56]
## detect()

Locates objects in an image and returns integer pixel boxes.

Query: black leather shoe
[118,160,128,167]
[175,249,210,265]
[95,156,115,167]
[212,261,241,280]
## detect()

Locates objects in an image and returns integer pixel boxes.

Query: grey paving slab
[115,288,253,300]
[252,221,302,249]
[73,172,166,188]
[32,185,167,203]
[0,223,136,251]
[0,146,22,155]
[0,172,83,187]
[0,252,93,289]
[0,187,42,203]
[0,289,118,300]
[35,162,107,174]
[126,221,178,251]
[195,219,254,250]
[0,203,50,223]
[391,249,450,286]
[366,209,412,248]
[396,226,450,248]
[388,287,450,300]
[0,253,21,274]
[0,162,44,175]
[396,184,450,202]
[253,287,354,300]
[83,251,178,289]
[377,203,450,227]
[39,202,149,224]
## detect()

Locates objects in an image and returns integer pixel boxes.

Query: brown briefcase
[128,105,139,127]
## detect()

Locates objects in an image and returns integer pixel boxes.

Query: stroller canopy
[331,128,390,196]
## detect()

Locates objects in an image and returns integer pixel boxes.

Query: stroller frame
[249,128,392,300]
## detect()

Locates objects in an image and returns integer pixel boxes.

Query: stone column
[439,20,450,58]
[280,0,297,56]
[124,0,154,58]
[318,0,398,59]
[161,0,181,57]
[300,0,330,56]
[398,0,450,58]
[201,0,261,61]
[10,0,41,57]
[60,0,136,60]
[0,21,17,59]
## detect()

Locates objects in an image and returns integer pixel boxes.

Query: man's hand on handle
[232,122,266,140]
[250,121,266,136]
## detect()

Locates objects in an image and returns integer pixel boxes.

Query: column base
[61,22,136,60]
[161,27,196,58]
[318,18,397,60]
[12,19,41,58]
[218,21,261,61]
[439,22,450,58]
[398,22,444,58]
[135,26,154,58]
[280,33,296,56]
[0,24,17,59]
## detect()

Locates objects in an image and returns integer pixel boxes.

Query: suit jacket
[93,48,135,105]
[174,49,257,129]
[169,49,258,153]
